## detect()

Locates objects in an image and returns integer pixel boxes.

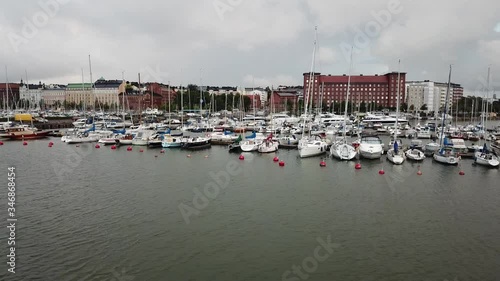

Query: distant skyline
[1,0,499,98]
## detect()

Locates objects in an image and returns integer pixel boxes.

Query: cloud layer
[0,0,499,95]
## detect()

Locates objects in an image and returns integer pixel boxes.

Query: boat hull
[5,131,49,140]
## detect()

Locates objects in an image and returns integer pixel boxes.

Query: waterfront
[0,138,499,281]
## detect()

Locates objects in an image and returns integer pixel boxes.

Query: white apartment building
[406,81,463,113]
[19,84,43,108]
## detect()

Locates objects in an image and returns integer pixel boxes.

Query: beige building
[65,83,93,108]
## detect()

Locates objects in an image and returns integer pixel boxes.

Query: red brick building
[303,72,406,109]
[247,94,262,110]
[271,91,299,113]
[0,83,20,108]
[147,83,177,103]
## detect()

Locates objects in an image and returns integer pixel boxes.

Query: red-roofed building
[303,72,406,109]
[271,90,299,113]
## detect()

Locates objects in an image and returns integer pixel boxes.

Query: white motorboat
[162,135,182,148]
[358,135,384,159]
[132,130,156,146]
[424,142,440,153]
[298,136,328,158]
[405,148,426,161]
[417,128,432,139]
[98,135,120,145]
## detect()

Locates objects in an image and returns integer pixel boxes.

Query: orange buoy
[273,156,279,162]
[279,161,285,167]
[320,161,326,167]
[111,145,117,150]
[239,154,244,160]
[127,146,133,151]
[23,141,28,146]
[355,163,362,170]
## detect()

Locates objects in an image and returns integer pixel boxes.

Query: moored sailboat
[433,65,461,166]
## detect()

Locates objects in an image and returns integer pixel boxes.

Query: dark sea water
[0,133,499,281]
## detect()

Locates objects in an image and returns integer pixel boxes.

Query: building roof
[67,83,92,90]
[274,92,298,97]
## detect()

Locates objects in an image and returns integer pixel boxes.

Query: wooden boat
[4,127,49,140]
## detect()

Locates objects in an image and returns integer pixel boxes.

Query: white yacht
[358,135,384,159]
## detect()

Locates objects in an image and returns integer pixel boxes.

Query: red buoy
[239,154,245,160]
[127,146,133,151]
[139,149,144,152]
[49,141,54,146]
[379,169,385,175]
[273,156,279,162]
[279,161,285,167]
[0,141,3,145]
[355,163,362,170]
[111,145,117,150]
[95,144,100,148]
[160,150,165,154]
[320,161,326,167]
[48,144,53,147]
[23,141,28,146]
[417,166,422,175]
[459,170,465,176]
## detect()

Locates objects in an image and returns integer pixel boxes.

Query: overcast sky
[0,0,499,97]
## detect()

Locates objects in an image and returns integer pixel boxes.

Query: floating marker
[0,141,3,145]
[187,154,192,158]
[279,161,285,167]
[127,146,133,151]
[273,156,279,162]
[111,145,117,150]
[23,141,28,146]
[320,161,326,167]
[139,149,144,152]
[95,144,100,148]
[49,142,54,146]
[379,169,385,175]
[160,150,165,154]
[239,154,244,160]
[355,163,362,170]
[417,166,422,175]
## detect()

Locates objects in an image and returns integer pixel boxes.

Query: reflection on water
[0,135,498,280]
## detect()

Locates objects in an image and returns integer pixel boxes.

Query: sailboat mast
[485,66,491,135]
[439,65,452,147]
[394,59,401,140]
[303,26,318,135]
[168,82,171,125]
[88,55,94,114]
[343,46,354,139]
